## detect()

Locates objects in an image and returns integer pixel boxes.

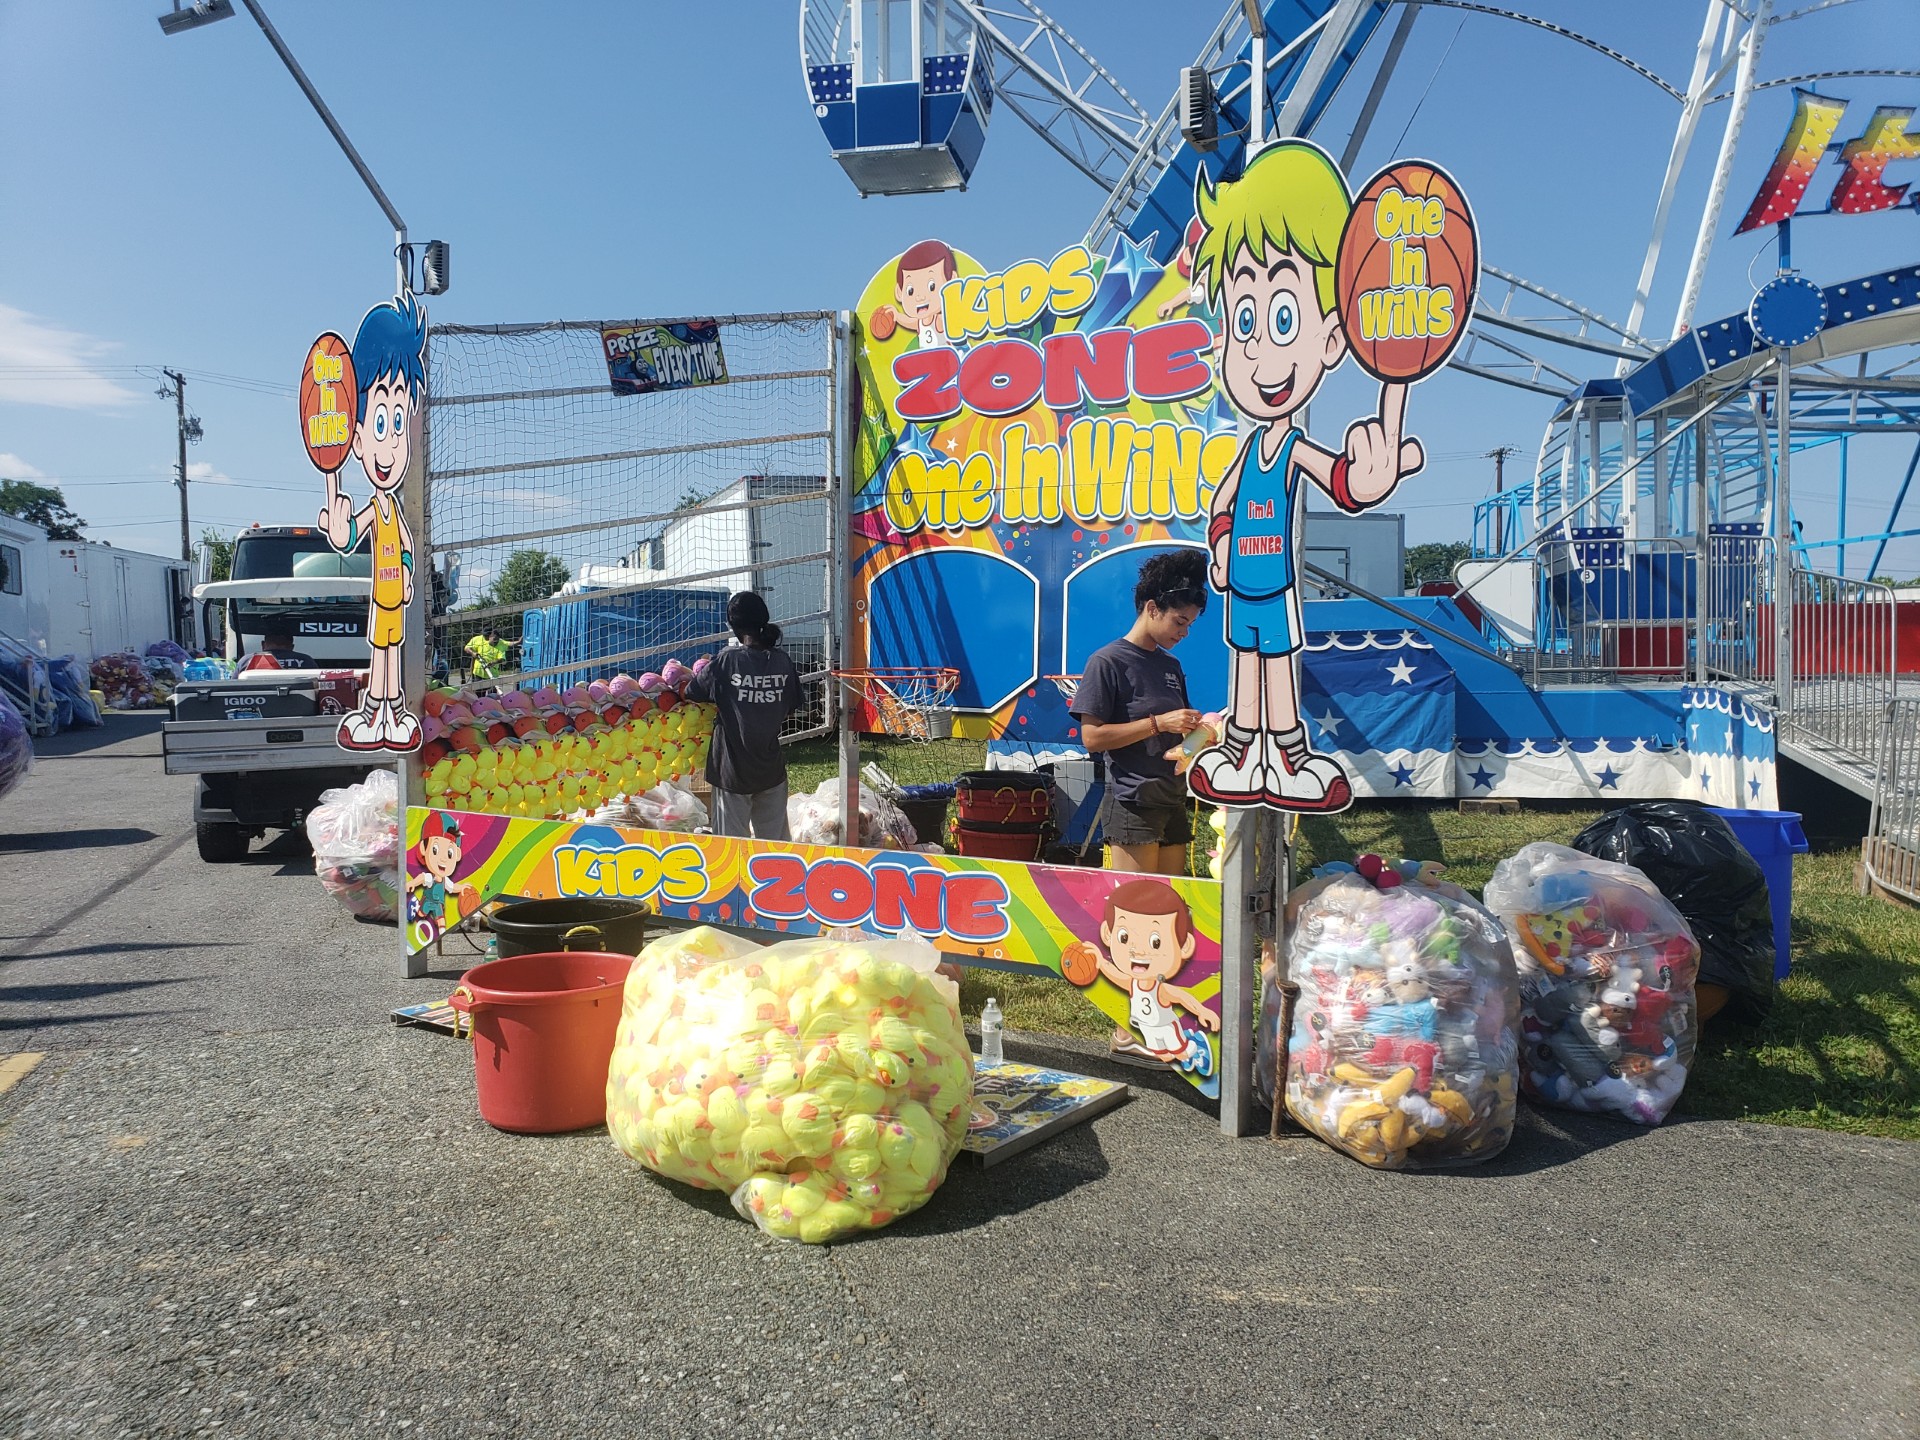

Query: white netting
[424,313,837,736]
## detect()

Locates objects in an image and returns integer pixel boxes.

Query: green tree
[466,548,571,645]
[0,479,85,540]
[197,526,235,584]
[1406,540,1472,590]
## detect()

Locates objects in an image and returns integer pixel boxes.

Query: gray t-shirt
[687,643,801,795]
[1069,637,1188,807]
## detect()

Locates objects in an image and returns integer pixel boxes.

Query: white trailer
[1302,508,1407,599]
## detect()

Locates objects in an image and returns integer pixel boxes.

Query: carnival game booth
[386,302,1241,1131]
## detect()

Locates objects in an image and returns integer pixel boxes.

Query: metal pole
[402,336,431,978]
[234,0,410,292]
[1217,808,1257,1136]
[1776,356,1794,721]
[1694,414,1710,686]
[164,368,191,563]
[831,313,861,841]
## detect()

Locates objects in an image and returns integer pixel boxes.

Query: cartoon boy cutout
[1184,142,1426,811]
[319,294,429,752]
[406,810,477,934]
[868,239,956,348]
[1078,879,1219,1073]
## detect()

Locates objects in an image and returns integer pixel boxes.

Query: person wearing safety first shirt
[687,591,801,842]
[465,627,513,681]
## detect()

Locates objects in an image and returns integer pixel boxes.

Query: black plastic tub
[488,896,653,959]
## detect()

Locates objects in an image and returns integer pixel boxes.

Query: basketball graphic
[300,331,356,473]
[1335,161,1479,384]
[1060,939,1101,987]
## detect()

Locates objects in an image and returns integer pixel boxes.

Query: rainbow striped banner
[404,806,1223,1098]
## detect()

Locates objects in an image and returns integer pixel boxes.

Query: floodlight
[1179,67,1217,152]
[157,1,235,37]
[422,240,451,296]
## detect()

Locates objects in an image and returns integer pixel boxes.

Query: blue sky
[1,0,1915,570]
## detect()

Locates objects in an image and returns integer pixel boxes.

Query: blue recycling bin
[1707,807,1809,980]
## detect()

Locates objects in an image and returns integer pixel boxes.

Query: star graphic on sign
[1312,711,1344,741]
[942,433,963,453]
[1110,231,1160,293]
[1469,765,1496,790]
[893,423,936,463]
[1386,657,1417,685]
[1750,776,1763,798]
[1700,769,1712,789]
[1389,761,1414,788]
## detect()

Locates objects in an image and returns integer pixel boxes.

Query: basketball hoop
[832,667,959,741]
[1044,674,1082,702]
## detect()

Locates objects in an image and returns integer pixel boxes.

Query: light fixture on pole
[157,0,447,297]
[156,1,234,37]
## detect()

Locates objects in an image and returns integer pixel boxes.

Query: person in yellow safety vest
[465,627,514,681]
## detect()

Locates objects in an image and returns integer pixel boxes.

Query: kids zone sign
[400,807,1224,1096]
[850,234,1243,740]
[847,148,1476,747]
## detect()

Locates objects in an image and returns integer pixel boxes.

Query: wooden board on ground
[960,1059,1128,1167]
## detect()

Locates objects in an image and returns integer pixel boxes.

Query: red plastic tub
[952,821,1048,862]
[954,771,1053,826]
[449,950,633,1134]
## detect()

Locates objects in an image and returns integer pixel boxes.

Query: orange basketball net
[831,667,959,741]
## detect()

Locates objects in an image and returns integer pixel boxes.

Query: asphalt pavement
[1,716,1915,1439]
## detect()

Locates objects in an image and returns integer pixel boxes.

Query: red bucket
[954,771,1053,826]
[952,822,1048,862]
[449,950,633,1134]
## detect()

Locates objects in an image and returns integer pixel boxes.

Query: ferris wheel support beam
[1273,0,1380,139]
[1618,0,1729,372]
[1673,0,1774,340]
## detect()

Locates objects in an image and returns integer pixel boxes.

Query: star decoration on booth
[1386,657,1417,685]
[1312,711,1344,741]
[1468,764,1496,790]
[1750,776,1763,798]
[1700,769,1712,789]
[893,423,937,464]
[1111,231,1160,294]
[942,433,964,453]
[1596,765,1622,790]
[1389,761,1415,788]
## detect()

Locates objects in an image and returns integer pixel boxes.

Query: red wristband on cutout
[1208,512,1232,546]
[1329,456,1372,514]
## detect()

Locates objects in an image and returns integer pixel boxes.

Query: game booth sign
[396,140,1478,1128]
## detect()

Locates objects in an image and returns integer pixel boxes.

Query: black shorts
[1099,779,1194,847]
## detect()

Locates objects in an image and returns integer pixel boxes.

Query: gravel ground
[1,716,1915,1439]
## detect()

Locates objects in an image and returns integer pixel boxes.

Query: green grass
[782,739,1920,1139]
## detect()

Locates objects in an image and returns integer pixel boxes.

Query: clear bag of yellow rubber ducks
[606,926,975,1243]
[1282,861,1521,1168]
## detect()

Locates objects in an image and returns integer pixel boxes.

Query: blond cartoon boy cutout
[1184,142,1425,812]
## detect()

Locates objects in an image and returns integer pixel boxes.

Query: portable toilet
[799,0,992,194]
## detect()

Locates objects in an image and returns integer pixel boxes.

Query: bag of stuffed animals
[786,780,916,850]
[305,769,400,921]
[0,690,32,803]
[1279,855,1521,1169]
[1483,841,1700,1126]
[607,926,974,1244]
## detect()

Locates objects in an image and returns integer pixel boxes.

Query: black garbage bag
[1571,802,1775,1023]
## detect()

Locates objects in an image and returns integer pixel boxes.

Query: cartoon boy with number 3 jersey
[1184,142,1427,813]
[319,294,428,752]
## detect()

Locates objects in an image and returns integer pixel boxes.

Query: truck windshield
[232,534,370,581]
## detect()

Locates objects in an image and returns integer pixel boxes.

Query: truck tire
[195,822,251,864]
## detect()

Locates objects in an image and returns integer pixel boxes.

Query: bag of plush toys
[1483,842,1700,1126]
[305,769,400,922]
[606,926,974,1244]
[1279,855,1521,1169]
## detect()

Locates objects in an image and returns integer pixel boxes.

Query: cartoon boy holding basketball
[1184,142,1432,812]
[317,294,428,752]
[1064,879,1219,1074]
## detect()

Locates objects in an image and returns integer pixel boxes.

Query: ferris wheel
[798,0,1920,569]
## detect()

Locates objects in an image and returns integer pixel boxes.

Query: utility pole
[1487,445,1519,554]
[158,369,203,564]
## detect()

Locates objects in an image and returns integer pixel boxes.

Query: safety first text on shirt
[732,675,791,703]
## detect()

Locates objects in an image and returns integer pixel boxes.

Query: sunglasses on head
[1154,588,1203,610]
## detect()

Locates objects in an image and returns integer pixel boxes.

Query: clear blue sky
[1,1,1914,568]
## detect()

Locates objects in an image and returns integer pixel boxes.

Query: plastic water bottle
[980,997,1004,1066]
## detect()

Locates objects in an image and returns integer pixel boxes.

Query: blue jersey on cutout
[1225,427,1298,601]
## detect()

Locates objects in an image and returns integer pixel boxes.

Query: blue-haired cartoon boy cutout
[319,295,427,752]
[1184,142,1426,812]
